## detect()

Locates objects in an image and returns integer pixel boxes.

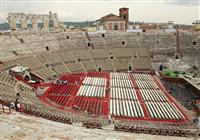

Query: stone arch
[15,20,22,29]
[192,41,197,46]
[7,12,59,30]
[27,20,33,29]
[49,19,54,28]
[114,24,118,30]
[37,20,44,29]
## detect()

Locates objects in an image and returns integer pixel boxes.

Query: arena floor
[39,72,191,124]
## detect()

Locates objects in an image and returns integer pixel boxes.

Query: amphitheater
[0,20,200,139]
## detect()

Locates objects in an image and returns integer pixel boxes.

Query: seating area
[94,60,113,71]
[110,100,144,118]
[1,30,199,136]
[53,64,69,75]
[0,72,108,128]
[140,89,167,101]
[0,67,196,136]
[161,80,200,110]
[77,85,106,97]
[136,80,159,89]
[77,77,106,97]
[13,56,45,70]
[73,97,103,115]
[0,72,17,86]
[0,61,17,71]
[46,85,79,107]
[114,120,195,137]
[110,87,137,100]
[0,36,152,82]
[37,72,190,124]
[35,69,57,80]
[145,101,184,120]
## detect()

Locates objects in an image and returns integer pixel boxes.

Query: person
[10,101,15,109]
[112,116,115,124]
[108,115,111,124]
[16,93,20,98]
[14,99,19,111]
[16,102,21,111]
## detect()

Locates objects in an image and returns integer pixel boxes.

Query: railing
[0,99,11,114]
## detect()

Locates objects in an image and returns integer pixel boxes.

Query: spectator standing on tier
[108,115,111,124]
[112,116,115,124]
[14,99,20,111]
[10,101,15,109]
[16,93,20,100]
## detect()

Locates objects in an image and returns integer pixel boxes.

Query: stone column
[21,19,27,30]
[43,20,49,29]
[32,19,37,30]
[9,19,16,30]
[53,19,59,28]
[96,21,99,30]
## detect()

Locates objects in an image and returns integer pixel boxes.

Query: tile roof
[98,14,125,21]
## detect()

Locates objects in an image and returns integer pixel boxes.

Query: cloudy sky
[1,0,199,24]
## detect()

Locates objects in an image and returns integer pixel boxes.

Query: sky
[0,0,199,24]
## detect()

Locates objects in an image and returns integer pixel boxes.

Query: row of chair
[110,100,144,118]
[139,89,167,101]
[82,77,106,87]
[132,73,154,81]
[110,79,133,88]
[136,80,159,89]
[110,72,130,80]
[114,121,195,137]
[110,87,137,100]
[145,101,184,120]
[77,85,106,97]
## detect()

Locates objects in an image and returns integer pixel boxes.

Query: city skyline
[1,0,199,24]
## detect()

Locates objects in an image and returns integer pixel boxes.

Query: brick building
[96,8,129,31]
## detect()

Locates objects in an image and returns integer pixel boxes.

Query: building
[193,20,200,31]
[96,8,129,31]
[7,11,59,30]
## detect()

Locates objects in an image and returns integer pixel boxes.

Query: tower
[119,7,129,29]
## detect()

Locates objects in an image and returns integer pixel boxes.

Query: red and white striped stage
[39,72,191,124]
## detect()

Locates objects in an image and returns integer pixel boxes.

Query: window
[46,46,49,51]
[12,51,18,55]
[88,42,90,46]
[156,41,160,44]
[192,41,197,46]
[98,67,101,72]
[46,64,50,67]
[114,25,118,30]
[124,15,126,20]
[110,56,113,59]
[77,58,81,62]
[142,29,146,32]
[20,39,24,43]
[102,34,105,37]
[66,36,69,39]
[122,41,125,45]
[175,55,179,59]
[128,65,132,71]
